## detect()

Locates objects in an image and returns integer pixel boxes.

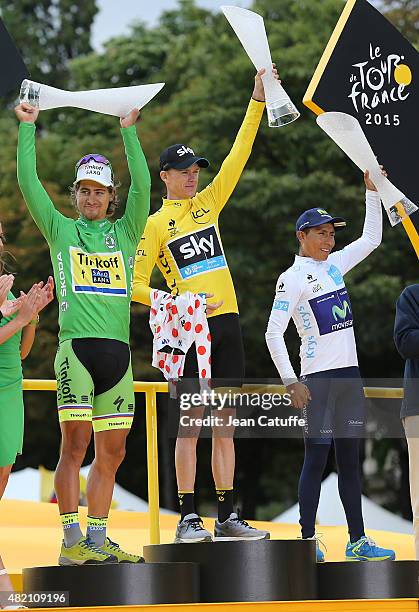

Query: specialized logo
[70,247,127,296]
[167,226,227,279]
[309,289,353,335]
[113,396,124,412]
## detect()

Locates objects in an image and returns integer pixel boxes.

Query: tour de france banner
[303,0,419,257]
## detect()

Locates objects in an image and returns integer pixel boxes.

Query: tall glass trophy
[317,112,418,227]
[222,5,299,128]
[19,80,165,117]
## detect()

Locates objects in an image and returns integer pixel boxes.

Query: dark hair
[69,180,121,217]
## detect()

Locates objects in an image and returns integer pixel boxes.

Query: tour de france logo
[348,42,412,127]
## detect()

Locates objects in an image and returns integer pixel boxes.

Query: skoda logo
[105,234,116,249]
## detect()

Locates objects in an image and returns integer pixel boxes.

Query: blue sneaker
[304,535,325,562]
[346,536,396,561]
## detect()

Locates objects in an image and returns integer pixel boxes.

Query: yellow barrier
[22,379,404,544]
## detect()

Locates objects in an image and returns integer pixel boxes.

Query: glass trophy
[222,5,299,128]
[317,112,418,227]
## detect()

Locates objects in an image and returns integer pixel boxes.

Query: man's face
[297,223,336,261]
[160,163,201,199]
[76,180,112,221]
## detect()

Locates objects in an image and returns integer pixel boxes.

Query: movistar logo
[332,300,351,320]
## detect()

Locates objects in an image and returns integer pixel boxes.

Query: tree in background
[0,0,416,519]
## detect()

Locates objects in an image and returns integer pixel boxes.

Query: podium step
[317,560,419,599]
[23,561,199,606]
[144,538,317,602]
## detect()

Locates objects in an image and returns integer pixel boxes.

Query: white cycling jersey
[266,191,382,383]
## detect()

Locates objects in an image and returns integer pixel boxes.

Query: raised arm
[196,68,279,212]
[328,171,382,276]
[15,103,62,243]
[119,109,151,242]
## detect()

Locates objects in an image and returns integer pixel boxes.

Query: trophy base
[387,197,418,227]
[20,79,40,108]
[267,101,300,128]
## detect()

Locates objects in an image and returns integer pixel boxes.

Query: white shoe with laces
[174,513,213,543]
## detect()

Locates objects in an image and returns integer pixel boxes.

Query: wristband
[29,315,40,326]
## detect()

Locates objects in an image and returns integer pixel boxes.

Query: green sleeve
[17,122,63,244]
[119,125,151,242]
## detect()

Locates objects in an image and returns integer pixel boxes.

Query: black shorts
[182,313,245,389]
[169,314,245,434]
[55,338,134,431]
[301,366,365,443]
[72,338,130,395]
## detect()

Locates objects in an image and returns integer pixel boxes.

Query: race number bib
[70,247,127,297]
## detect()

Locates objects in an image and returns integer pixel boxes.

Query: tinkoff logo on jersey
[309,289,353,335]
[168,225,227,279]
[69,247,127,296]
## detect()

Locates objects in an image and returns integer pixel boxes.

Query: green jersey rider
[15,101,150,565]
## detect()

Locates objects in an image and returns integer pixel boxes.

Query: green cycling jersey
[17,123,150,344]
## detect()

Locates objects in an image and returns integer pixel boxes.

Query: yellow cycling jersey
[132,99,265,317]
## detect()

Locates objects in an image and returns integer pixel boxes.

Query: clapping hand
[36,276,55,313]
[0,274,15,311]
[16,284,41,326]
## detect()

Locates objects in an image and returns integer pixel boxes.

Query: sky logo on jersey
[327,264,344,286]
[309,288,353,335]
[273,299,289,312]
[70,247,127,296]
[168,226,227,279]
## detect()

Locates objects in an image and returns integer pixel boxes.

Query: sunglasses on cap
[75,154,113,178]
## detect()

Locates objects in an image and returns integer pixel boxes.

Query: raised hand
[364,166,387,192]
[16,285,41,326]
[36,276,55,313]
[252,63,280,102]
[1,295,24,318]
[0,274,15,310]
[120,108,140,128]
[14,102,40,123]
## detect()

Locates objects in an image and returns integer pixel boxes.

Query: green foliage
[0,0,417,517]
